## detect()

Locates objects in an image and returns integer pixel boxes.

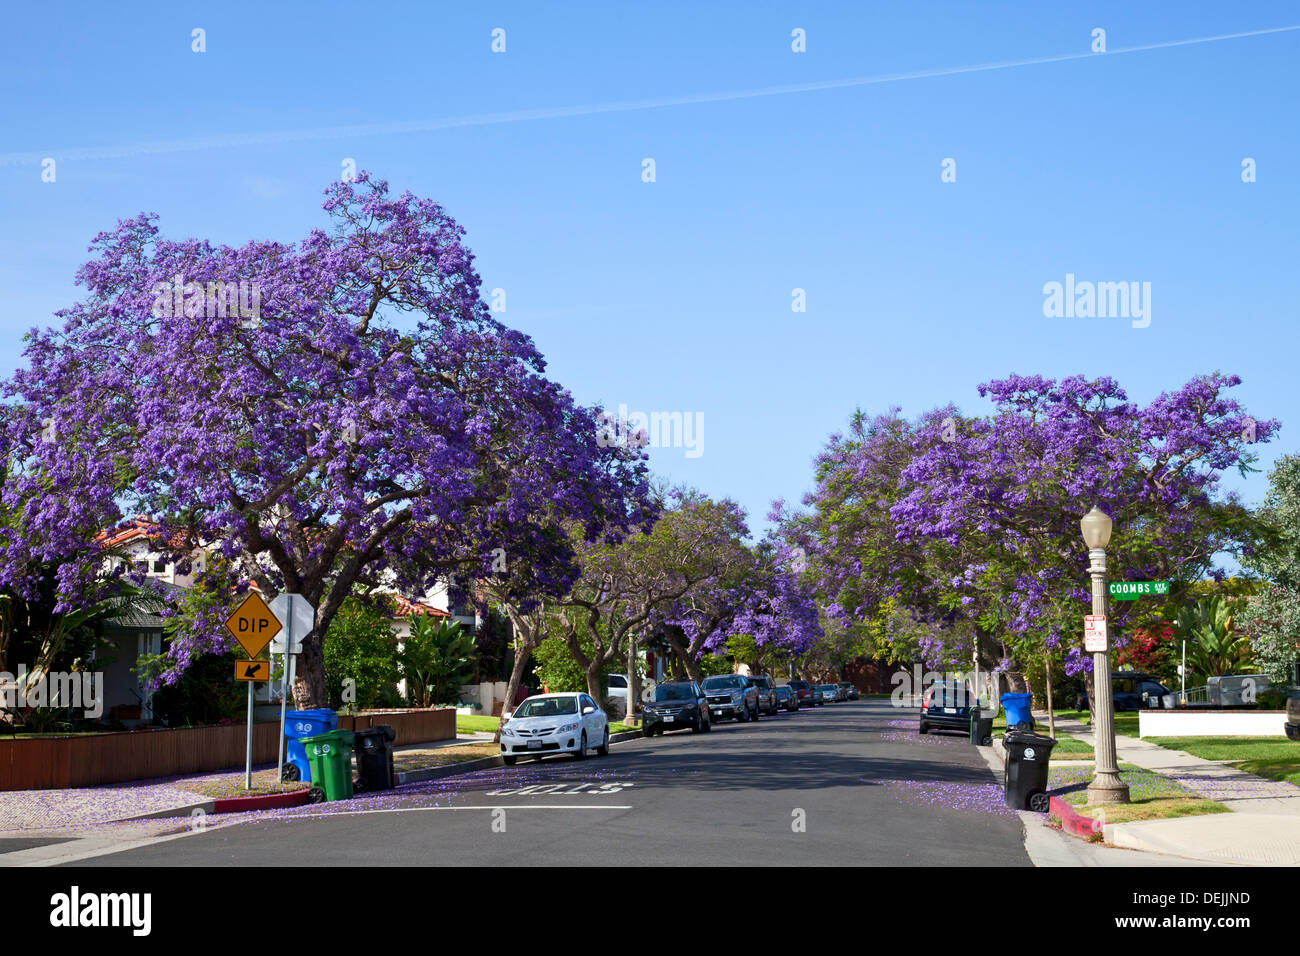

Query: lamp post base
[1087,772,1131,805]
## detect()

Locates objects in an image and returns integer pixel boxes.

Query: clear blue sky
[2,2,1297,536]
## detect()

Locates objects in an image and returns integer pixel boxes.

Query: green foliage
[1172,596,1252,683]
[323,595,401,709]
[532,635,589,693]
[697,651,733,677]
[149,650,246,726]
[1238,454,1300,683]
[401,616,477,706]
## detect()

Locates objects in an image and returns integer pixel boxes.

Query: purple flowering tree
[1,174,650,707]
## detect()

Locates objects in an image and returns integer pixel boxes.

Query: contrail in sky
[3,24,1297,167]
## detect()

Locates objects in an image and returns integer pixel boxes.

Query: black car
[642,681,711,736]
[773,685,799,712]
[1286,690,1300,741]
[837,681,859,701]
[1076,672,1172,712]
[919,681,973,735]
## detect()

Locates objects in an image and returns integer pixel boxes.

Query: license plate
[935,707,949,714]
[663,715,675,722]
[711,707,722,713]
[526,741,542,750]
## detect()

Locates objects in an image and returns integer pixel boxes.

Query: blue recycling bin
[1000,693,1034,730]
[282,709,338,782]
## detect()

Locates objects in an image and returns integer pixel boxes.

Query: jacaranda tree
[1,173,650,707]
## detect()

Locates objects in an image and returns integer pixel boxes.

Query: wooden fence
[0,707,455,791]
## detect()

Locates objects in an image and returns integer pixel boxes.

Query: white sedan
[499,692,610,765]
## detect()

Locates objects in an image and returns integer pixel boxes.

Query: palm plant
[401,616,477,707]
[1171,596,1253,683]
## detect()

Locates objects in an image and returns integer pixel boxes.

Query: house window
[153,559,167,573]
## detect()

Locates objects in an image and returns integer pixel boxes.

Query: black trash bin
[352,724,396,793]
[1003,728,1056,812]
[969,707,994,747]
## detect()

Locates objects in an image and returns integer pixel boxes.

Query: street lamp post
[1081,506,1130,805]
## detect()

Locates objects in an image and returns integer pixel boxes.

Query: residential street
[67,699,1030,867]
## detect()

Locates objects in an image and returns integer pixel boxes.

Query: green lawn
[455,714,501,735]
[1051,762,1229,824]
[1147,736,1300,786]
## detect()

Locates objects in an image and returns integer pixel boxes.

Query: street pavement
[30,698,1038,867]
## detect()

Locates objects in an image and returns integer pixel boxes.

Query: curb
[212,789,310,813]
[394,728,644,786]
[1048,795,1105,840]
[120,787,311,822]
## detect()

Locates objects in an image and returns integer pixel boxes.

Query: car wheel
[573,731,587,760]
[502,755,517,766]
[702,716,711,732]
[691,715,705,734]
[918,722,928,734]
[751,703,760,720]
[596,728,610,756]
[641,726,654,738]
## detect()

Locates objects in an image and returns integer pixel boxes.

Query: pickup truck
[747,674,780,715]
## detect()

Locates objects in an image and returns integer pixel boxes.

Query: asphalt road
[75,697,1032,866]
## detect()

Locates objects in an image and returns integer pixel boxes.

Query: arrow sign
[224,591,282,658]
[235,659,270,682]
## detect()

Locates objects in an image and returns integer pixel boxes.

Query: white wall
[1140,710,1288,737]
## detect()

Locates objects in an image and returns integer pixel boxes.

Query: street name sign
[1108,581,1170,601]
[1084,615,1108,652]
[225,591,282,658]
[235,659,270,682]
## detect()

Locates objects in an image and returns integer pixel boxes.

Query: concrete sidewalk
[0,733,493,831]
[1039,713,1300,865]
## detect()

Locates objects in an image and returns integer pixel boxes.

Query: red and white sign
[1084,615,1108,652]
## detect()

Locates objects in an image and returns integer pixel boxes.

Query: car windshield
[654,684,695,702]
[750,677,770,688]
[703,676,744,690]
[789,681,807,689]
[512,697,578,718]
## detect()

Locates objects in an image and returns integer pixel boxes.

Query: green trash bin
[300,729,355,802]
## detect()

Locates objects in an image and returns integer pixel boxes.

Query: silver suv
[702,674,760,722]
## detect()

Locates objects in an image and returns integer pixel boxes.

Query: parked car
[818,683,841,703]
[1076,672,1172,712]
[702,673,760,722]
[788,679,822,707]
[1286,690,1300,741]
[642,681,711,736]
[837,681,859,701]
[918,680,971,736]
[773,685,799,712]
[748,674,780,715]
[500,692,610,764]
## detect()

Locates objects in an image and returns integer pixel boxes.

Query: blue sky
[2,2,1297,537]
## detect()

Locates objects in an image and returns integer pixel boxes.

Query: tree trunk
[1044,658,1055,739]
[496,639,532,743]
[292,631,324,709]
[585,660,604,705]
[626,637,639,725]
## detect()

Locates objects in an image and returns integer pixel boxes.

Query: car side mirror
[502,711,512,720]
[582,706,595,715]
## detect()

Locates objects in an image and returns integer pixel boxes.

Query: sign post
[269,594,315,781]
[224,592,281,790]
